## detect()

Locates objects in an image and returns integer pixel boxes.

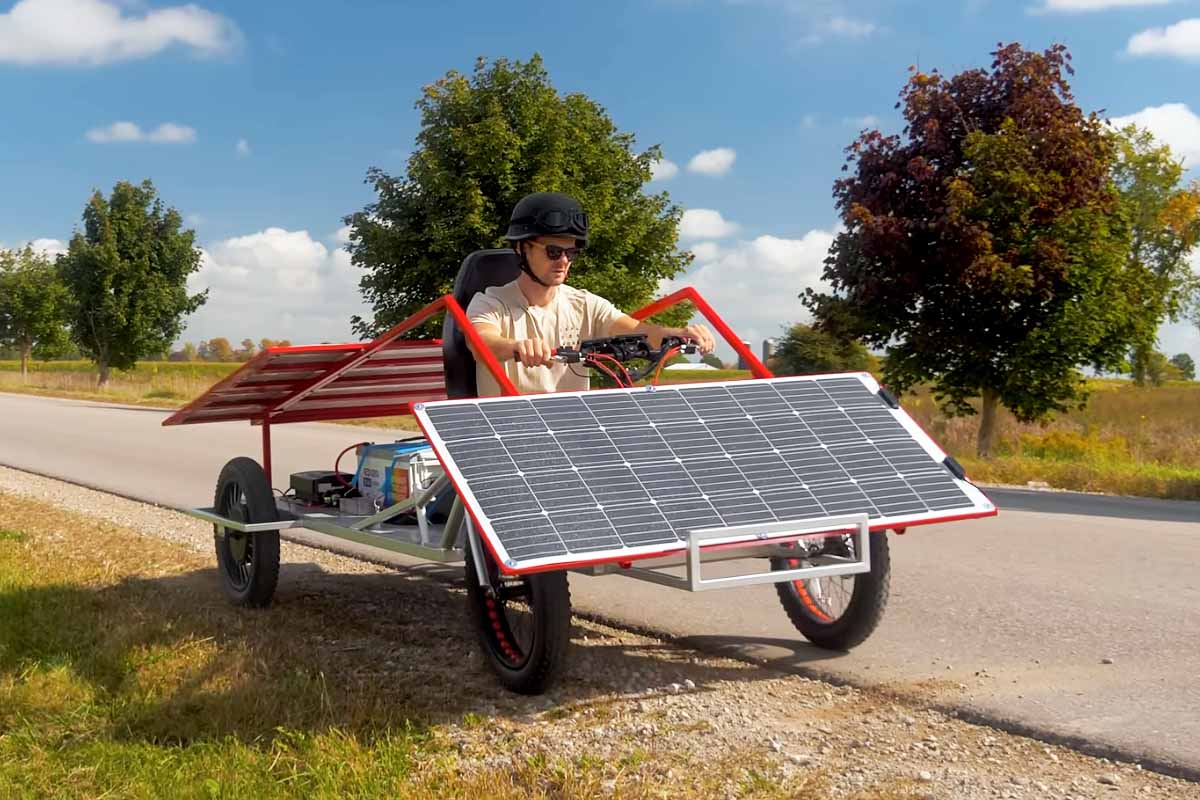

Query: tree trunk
[19,340,31,382]
[976,387,1000,459]
[97,360,111,390]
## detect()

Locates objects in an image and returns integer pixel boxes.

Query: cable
[585,355,626,388]
[590,353,633,387]
[652,346,681,385]
[334,441,370,490]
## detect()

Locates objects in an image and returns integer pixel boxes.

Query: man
[466,191,716,397]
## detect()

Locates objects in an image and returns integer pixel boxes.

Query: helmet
[505,192,589,245]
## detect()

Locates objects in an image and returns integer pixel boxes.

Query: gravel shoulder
[0,464,1195,799]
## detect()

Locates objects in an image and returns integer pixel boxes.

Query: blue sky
[1,0,1198,363]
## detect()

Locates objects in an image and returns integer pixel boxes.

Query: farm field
[2,361,1198,500]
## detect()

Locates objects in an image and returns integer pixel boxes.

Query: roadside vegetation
[0,490,913,799]
[3,361,1196,500]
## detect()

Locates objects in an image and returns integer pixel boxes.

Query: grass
[902,379,1200,500]
[2,491,899,799]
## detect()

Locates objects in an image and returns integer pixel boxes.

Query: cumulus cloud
[687,147,736,176]
[1127,18,1200,60]
[183,227,369,344]
[666,229,837,359]
[1035,0,1174,10]
[1110,103,1200,166]
[679,209,740,240]
[0,0,241,66]
[86,121,196,144]
[1,237,68,258]
[843,114,880,128]
[649,158,679,181]
[235,138,251,157]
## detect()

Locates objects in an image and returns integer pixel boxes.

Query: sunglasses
[528,240,582,261]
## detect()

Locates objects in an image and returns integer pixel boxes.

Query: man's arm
[606,314,717,354]
[467,321,556,368]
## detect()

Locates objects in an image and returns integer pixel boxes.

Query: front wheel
[771,529,890,650]
[213,457,281,608]
[465,545,571,695]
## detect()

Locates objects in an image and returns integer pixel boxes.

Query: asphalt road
[1,392,1197,777]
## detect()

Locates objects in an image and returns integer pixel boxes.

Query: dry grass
[0,491,917,799]
[903,379,1200,499]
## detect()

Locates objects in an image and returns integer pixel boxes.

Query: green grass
[0,492,859,800]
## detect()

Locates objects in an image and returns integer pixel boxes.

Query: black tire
[465,544,571,695]
[771,529,890,650]
[212,456,281,608]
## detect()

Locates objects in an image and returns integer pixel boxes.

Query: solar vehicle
[166,248,997,694]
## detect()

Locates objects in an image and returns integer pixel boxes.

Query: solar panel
[413,373,995,572]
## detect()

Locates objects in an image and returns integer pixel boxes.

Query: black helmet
[505,192,589,245]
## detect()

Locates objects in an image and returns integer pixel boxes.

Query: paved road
[1,392,1197,776]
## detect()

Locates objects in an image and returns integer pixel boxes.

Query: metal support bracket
[464,514,493,594]
[621,514,872,592]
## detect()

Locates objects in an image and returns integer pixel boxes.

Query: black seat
[442,248,522,398]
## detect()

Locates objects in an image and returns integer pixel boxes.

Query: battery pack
[290,471,351,503]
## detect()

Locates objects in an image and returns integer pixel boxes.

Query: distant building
[737,340,752,370]
[762,338,777,363]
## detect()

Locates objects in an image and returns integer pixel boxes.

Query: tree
[0,247,71,379]
[1169,352,1195,381]
[773,323,871,376]
[344,55,692,338]
[1110,125,1200,381]
[239,338,257,361]
[700,353,724,369]
[199,337,235,362]
[805,43,1146,457]
[58,180,206,387]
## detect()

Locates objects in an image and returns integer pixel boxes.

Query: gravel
[1,463,1197,799]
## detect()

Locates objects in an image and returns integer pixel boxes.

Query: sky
[1,0,1198,365]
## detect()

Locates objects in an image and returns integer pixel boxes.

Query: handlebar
[554,334,697,364]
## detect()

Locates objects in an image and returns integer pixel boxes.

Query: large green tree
[772,323,871,376]
[0,247,71,379]
[1110,125,1200,384]
[58,180,207,387]
[805,43,1147,457]
[344,55,691,338]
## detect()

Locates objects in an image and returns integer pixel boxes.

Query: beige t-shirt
[466,280,625,397]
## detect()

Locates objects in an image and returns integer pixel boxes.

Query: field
[3,361,1198,500]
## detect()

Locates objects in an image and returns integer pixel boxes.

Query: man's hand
[680,323,716,354]
[512,338,556,367]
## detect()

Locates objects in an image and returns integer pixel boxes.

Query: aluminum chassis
[180,285,876,596]
[185,471,873,595]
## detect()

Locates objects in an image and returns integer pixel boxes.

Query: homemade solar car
[165,249,997,694]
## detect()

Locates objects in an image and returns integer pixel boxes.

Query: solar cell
[415,373,995,571]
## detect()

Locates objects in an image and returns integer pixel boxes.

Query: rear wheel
[213,457,280,608]
[771,530,890,650]
[465,545,571,695]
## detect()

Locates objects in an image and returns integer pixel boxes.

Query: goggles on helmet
[511,208,589,235]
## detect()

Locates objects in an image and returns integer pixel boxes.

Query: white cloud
[649,158,679,181]
[86,121,196,144]
[687,147,737,176]
[333,225,353,246]
[843,114,880,128]
[185,214,206,226]
[1110,103,1200,167]
[0,0,241,66]
[665,228,837,360]
[235,138,251,157]
[184,227,369,344]
[1035,0,1173,11]
[679,209,740,240]
[797,14,877,45]
[1127,18,1200,60]
[800,113,819,129]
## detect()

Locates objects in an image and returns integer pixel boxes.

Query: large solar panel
[413,373,995,572]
